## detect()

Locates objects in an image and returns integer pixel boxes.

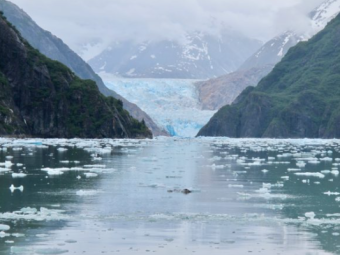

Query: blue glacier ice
[101,75,216,137]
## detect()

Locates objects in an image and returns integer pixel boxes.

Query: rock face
[0,13,151,138]
[196,65,274,110]
[88,31,262,79]
[238,32,303,71]
[0,0,166,136]
[198,13,340,138]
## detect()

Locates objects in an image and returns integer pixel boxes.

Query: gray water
[0,137,340,254]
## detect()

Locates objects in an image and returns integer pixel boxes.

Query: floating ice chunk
[228,184,244,188]
[5,240,14,243]
[261,169,269,173]
[305,212,315,219]
[0,224,10,231]
[12,173,27,178]
[0,231,10,238]
[320,157,333,161]
[281,176,289,180]
[84,173,98,178]
[6,156,13,159]
[296,161,306,168]
[326,213,340,217]
[9,185,24,192]
[35,248,69,254]
[295,172,325,178]
[83,165,106,168]
[336,197,340,202]
[321,170,331,174]
[11,233,25,237]
[16,163,23,167]
[331,170,339,175]
[324,191,340,196]
[288,168,301,172]
[76,190,101,196]
[57,148,68,152]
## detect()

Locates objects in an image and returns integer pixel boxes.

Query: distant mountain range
[198,10,340,138]
[196,0,340,112]
[88,31,262,79]
[0,0,167,136]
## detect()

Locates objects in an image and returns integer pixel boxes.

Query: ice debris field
[0,137,340,254]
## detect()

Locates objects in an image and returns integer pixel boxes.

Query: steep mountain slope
[239,32,303,71]
[0,0,165,136]
[198,13,340,138]
[88,31,262,79]
[196,65,274,110]
[0,12,151,138]
[197,0,340,112]
[240,0,340,71]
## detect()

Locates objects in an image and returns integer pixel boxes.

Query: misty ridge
[10,0,327,60]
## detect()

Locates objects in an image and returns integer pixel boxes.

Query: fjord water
[1,138,340,254]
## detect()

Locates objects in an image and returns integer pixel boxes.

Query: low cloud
[10,0,325,57]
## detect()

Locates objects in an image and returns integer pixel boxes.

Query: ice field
[102,77,216,137]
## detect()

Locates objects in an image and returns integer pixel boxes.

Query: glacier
[102,75,216,137]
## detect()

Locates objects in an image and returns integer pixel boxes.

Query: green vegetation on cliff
[0,13,151,138]
[198,13,340,138]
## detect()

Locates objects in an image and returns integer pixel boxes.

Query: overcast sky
[10,0,325,59]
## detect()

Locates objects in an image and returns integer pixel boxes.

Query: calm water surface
[0,137,339,254]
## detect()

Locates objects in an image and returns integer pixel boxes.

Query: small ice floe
[0,161,13,168]
[35,248,69,254]
[41,168,64,176]
[12,173,27,178]
[57,148,68,152]
[287,168,301,172]
[281,176,289,181]
[228,184,244,188]
[295,172,325,178]
[261,169,269,173]
[83,165,106,168]
[76,190,101,196]
[331,170,339,175]
[296,161,306,168]
[16,163,23,167]
[84,173,98,178]
[320,157,333,161]
[305,212,316,219]
[9,185,24,192]
[324,191,340,196]
[0,231,10,238]
[0,224,10,231]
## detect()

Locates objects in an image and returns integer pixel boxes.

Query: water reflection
[0,138,339,254]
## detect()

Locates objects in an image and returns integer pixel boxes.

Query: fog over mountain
[10,0,325,60]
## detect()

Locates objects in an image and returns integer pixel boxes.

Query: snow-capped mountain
[239,32,303,70]
[89,31,262,79]
[240,0,340,71]
[311,0,340,32]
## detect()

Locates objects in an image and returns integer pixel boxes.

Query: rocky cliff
[198,13,340,138]
[196,65,274,110]
[0,12,151,138]
[0,0,166,136]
